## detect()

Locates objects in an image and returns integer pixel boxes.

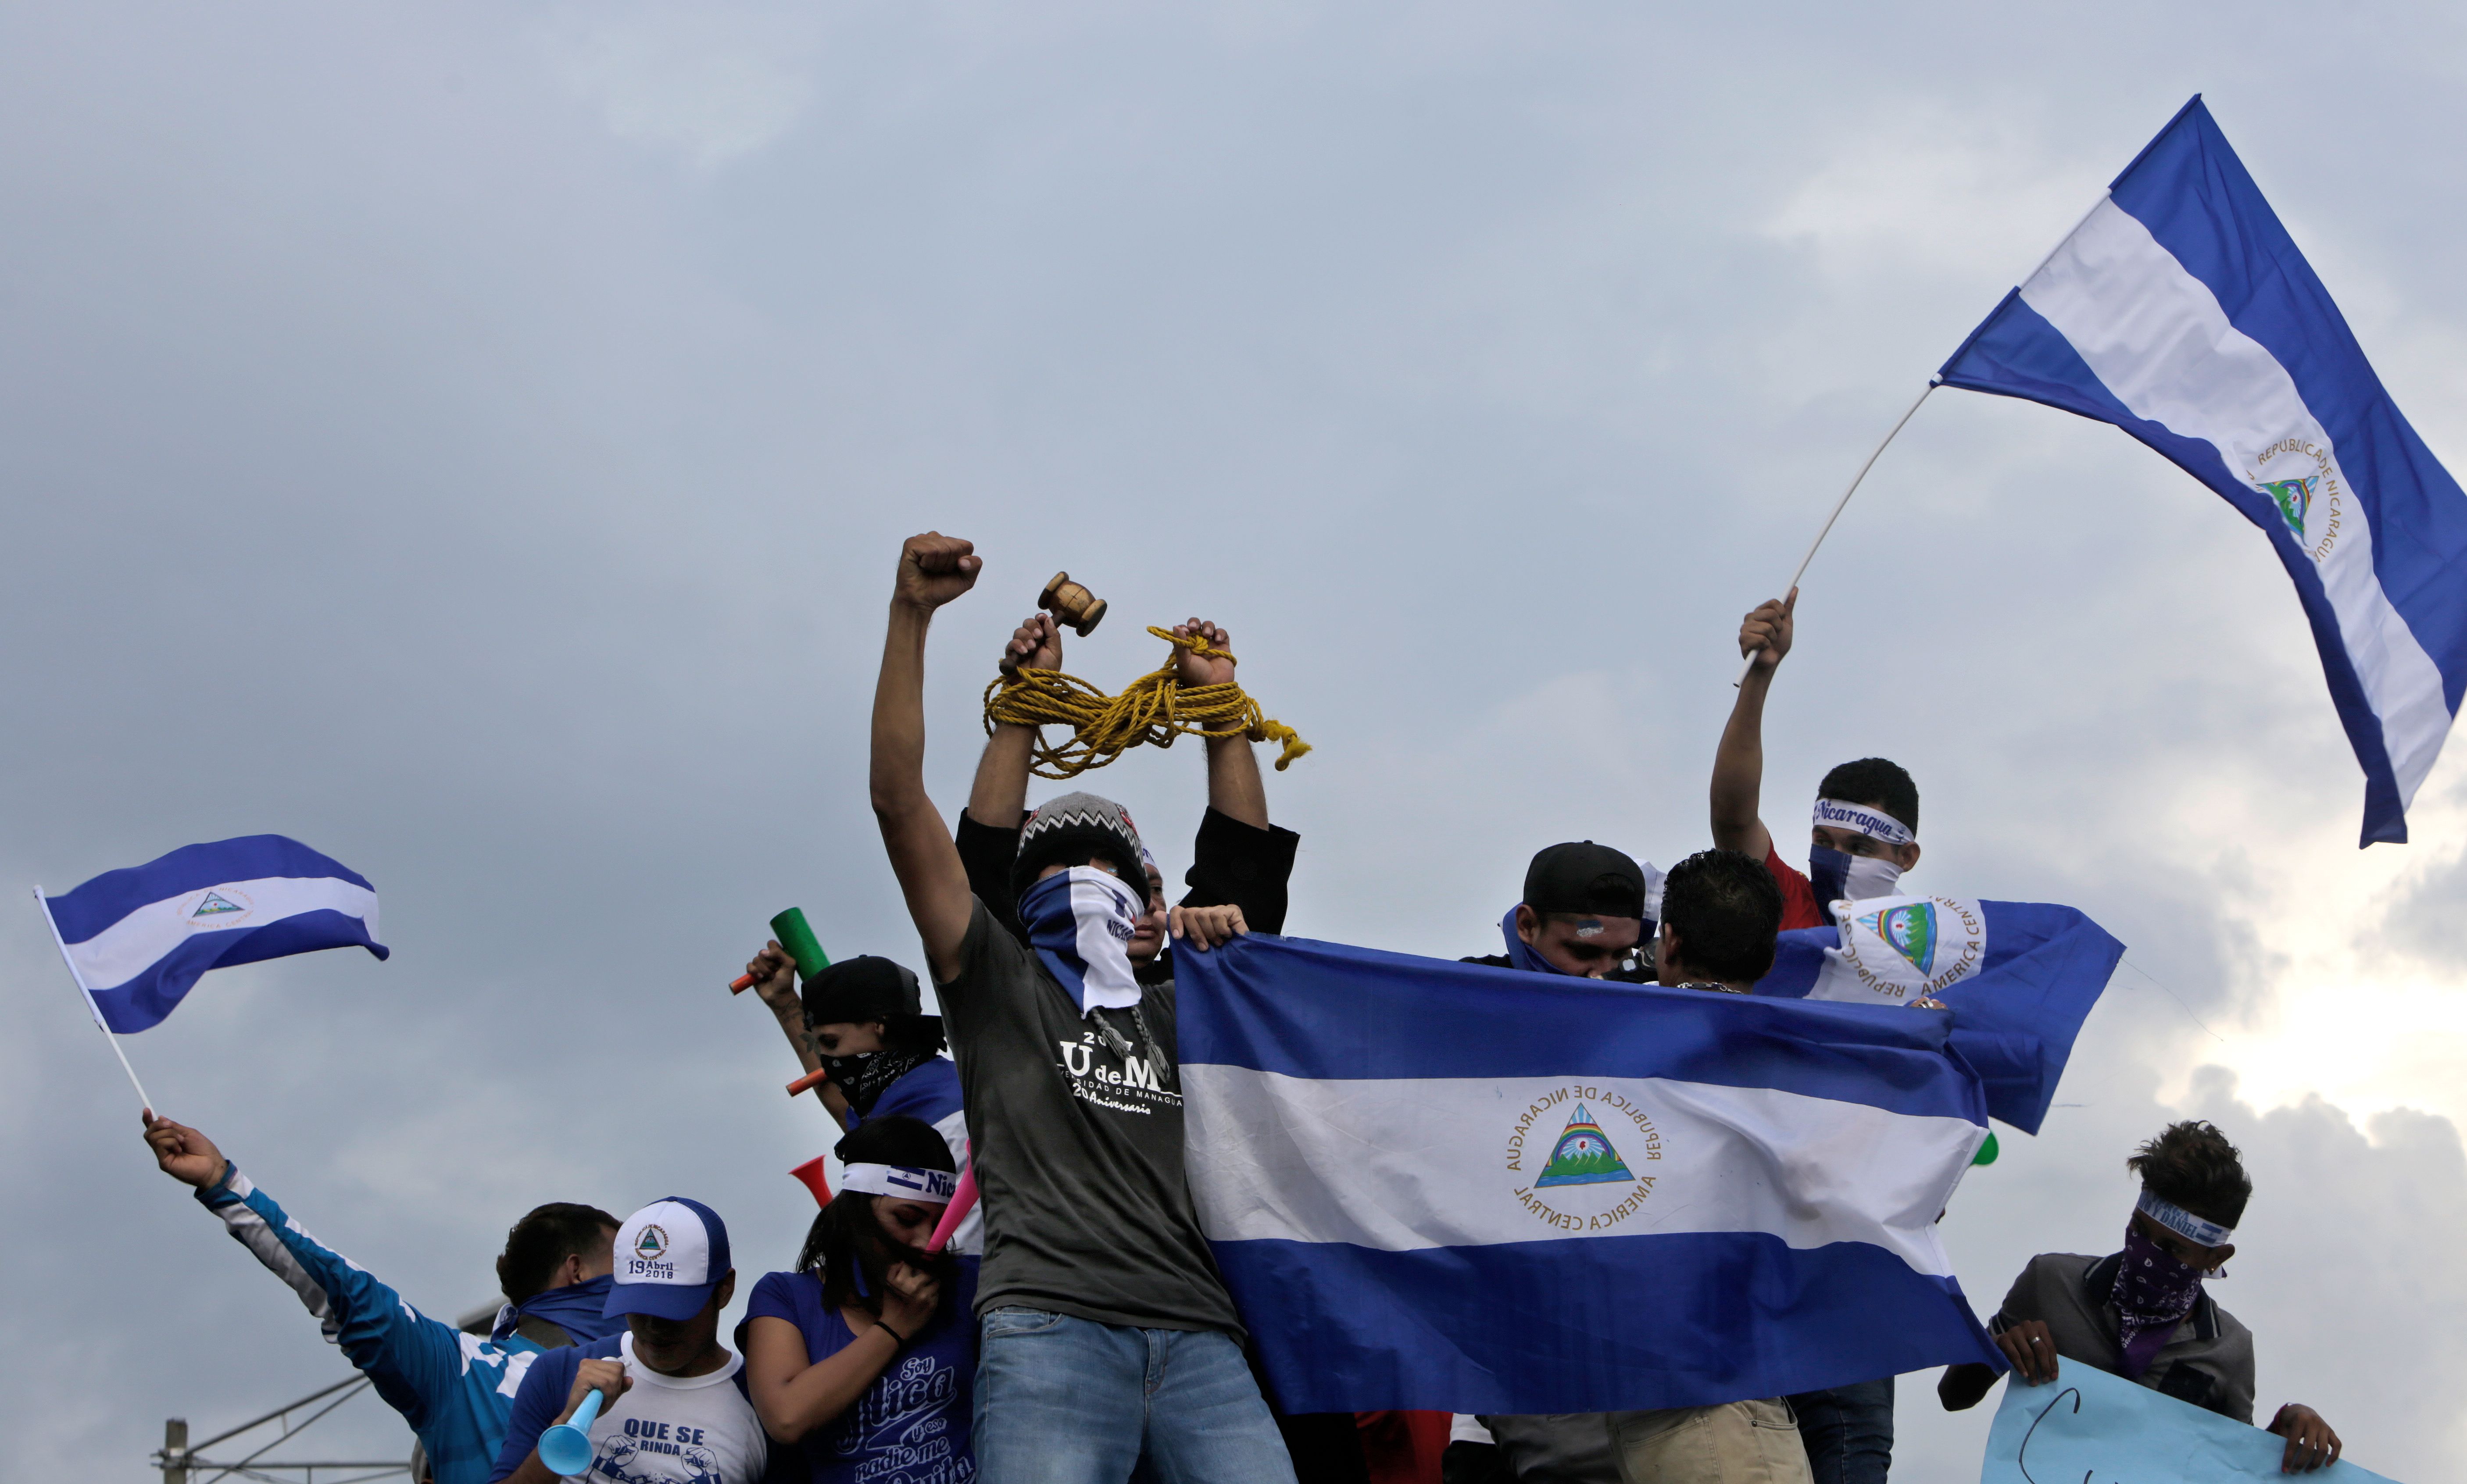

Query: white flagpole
[33,886,156,1113]
[1732,186,2116,687]
[1734,378,1940,685]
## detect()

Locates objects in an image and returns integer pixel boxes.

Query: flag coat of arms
[41,835,387,1033]
[1939,96,2467,845]
[1173,934,2002,1415]
[1756,895,2121,1134]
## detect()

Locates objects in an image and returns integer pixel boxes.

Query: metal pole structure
[33,886,156,1111]
[163,1417,189,1484]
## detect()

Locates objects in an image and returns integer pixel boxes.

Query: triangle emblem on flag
[192,891,246,918]
[1859,902,1938,975]
[1534,1104,1635,1188]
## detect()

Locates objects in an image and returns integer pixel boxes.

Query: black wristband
[878,1320,909,1349]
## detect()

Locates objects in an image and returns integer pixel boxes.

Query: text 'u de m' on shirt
[937,899,1241,1335]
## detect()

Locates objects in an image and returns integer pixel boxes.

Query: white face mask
[1809,847,1903,906]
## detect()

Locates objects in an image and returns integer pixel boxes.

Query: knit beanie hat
[1012,791,1150,905]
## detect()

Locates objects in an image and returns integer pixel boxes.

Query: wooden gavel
[999,571,1108,675]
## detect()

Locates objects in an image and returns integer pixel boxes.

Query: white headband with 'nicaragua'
[841,1164,958,1202]
[1813,798,1914,847]
[2137,1187,2235,1247]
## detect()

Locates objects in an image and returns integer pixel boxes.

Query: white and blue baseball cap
[605,1197,733,1322]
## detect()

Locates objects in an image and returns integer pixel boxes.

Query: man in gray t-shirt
[869,530,1296,1484]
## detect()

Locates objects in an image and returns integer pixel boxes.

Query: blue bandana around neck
[489,1273,625,1347]
[1500,907,1568,976]
[1020,867,1146,1015]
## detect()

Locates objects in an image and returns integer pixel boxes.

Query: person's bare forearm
[871,601,972,979]
[1709,670,1774,858]
[1205,733,1269,829]
[873,604,935,820]
[752,1321,905,1441]
[968,724,1037,829]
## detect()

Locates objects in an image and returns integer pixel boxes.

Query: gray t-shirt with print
[937,899,1241,1335]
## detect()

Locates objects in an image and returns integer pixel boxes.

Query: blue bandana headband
[1813,798,1914,846]
[2137,1187,2235,1247]
[841,1163,958,1202]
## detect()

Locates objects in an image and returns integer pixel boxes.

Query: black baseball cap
[1523,842,1647,918]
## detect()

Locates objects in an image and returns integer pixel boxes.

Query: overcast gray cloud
[6,2,2467,1478]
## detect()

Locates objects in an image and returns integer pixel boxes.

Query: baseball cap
[1523,842,1648,919]
[604,1197,733,1322]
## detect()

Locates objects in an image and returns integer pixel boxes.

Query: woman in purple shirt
[742,1116,976,1484]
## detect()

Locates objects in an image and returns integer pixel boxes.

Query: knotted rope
[983,627,1312,780]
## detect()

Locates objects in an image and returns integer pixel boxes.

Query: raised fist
[895,532,982,611]
[1172,618,1237,688]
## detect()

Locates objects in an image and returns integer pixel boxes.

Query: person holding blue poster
[1938,1121,2345,1473]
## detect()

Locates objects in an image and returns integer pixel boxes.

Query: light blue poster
[1983,1363,2400,1484]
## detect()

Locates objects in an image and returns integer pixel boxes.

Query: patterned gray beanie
[1012,791,1150,903]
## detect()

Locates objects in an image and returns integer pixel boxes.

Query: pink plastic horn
[924,1163,978,1253]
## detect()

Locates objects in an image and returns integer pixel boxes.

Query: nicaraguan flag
[1755,895,2121,1135]
[1939,97,2467,846]
[42,835,387,1033]
[1174,934,2002,1414]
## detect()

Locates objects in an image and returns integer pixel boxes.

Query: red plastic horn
[790,1156,833,1208]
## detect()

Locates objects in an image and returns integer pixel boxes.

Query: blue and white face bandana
[841,1163,958,1203]
[1500,906,1567,976]
[1019,866,1145,1015]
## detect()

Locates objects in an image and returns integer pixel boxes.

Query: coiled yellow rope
[983,626,1312,780]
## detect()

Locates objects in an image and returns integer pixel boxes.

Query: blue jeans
[1785,1378,1893,1484]
[974,1306,1298,1484]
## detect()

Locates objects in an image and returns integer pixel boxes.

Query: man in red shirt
[1710,590,1924,931]
[1708,589,1924,1484]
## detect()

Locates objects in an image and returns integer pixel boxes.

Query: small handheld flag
[1940,97,2467,845]
[38,835,386,1035]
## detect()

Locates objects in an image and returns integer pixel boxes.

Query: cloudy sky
[6,2,2466,1477]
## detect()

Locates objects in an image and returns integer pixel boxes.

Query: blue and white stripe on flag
[1174,934,2002,1415]
[1756,895,2121,1135]
[1939,97,2467,846]
[42,835,388,1033]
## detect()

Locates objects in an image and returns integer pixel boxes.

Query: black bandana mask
[824,1047,937,1117]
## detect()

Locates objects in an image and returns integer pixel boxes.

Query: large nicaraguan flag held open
[41,835,387,1033]
[1174,934,2004,1415]
[1939,97,2467,846]
[1755,895,2121,1135]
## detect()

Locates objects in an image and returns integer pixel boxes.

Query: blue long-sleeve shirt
[197,1165,551,1484]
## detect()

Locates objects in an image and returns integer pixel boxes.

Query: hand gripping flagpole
[1734,379,1941,685]
[33,886,155,1113]
[1733,187,2117,685]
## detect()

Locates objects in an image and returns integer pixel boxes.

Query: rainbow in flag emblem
[1859,902,1938,974]
[2260,474,2317,538]
[1533,1104,1636,1188]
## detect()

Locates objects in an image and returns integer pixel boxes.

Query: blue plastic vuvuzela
[536,1388,606,1478]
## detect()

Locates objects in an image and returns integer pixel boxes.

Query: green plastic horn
[770,908,831,979]
[728,908,833,993]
